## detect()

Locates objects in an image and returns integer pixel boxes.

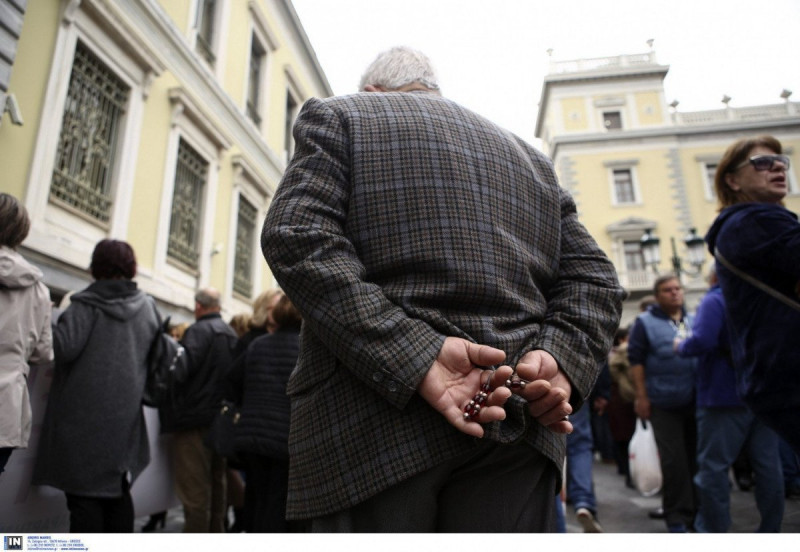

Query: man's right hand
[634,395,651,420]
[418,337,513,439]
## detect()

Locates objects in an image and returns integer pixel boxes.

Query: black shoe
[625,476,635,489]
[648,508,665,519]
[141,511,166,532]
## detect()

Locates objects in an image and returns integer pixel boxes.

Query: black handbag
[204,400,240,459]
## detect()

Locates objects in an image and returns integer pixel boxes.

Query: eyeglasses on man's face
[735,154,791,172]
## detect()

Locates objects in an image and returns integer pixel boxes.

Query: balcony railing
[548,52,657,75]
[676,103,797,126]
[619,269,653,291]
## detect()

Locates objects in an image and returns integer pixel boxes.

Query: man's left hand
[513,350,573,434]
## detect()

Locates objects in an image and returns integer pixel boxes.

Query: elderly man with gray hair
[158,287,237,532]
[263,46,623,532]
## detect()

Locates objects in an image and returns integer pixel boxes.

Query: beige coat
[0,246,53,448]
[609,342,635,403]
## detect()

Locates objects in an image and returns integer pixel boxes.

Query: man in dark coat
[159,287,236,532]
[262,46,624,532]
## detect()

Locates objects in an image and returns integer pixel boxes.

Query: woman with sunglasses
[706,135,800,456]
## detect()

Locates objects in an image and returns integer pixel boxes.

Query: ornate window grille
[49,42,129,225]
[167,139,208,270]
[196,0,216,65]
[233,197,257,297]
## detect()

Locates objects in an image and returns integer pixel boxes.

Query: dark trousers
[310,441,558,532]
[649,404,697,527]
[243,453,299,532]
[65,476,134,533]
[0,448,12,475]
[753,406,800,458]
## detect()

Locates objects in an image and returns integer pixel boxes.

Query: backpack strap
[714,248,800,313]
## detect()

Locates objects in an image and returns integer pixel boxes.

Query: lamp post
[640,227,706,281]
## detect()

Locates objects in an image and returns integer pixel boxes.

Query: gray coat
[32,280,159,497]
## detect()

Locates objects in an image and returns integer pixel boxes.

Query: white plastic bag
[628,418,662,497]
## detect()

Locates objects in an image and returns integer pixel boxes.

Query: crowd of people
[1,46,798,535]
[557,134,800,533]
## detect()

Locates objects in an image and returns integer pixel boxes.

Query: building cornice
[168,87,233,151]
[232,154,273,197]
[544,65,670,85]
[549,116,800,158]
[277,0,334,97]
[536,71,670,139]
[535,52,669,138]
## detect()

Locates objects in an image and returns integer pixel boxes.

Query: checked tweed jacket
[262,91,624,520]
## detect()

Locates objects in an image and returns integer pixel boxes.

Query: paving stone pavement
[564,456,800,533]
[135,456,800,534]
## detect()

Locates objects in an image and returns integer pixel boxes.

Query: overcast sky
[291,0,800,144]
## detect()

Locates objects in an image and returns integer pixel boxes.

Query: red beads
[505,375,527,390]
[463,374,493,420]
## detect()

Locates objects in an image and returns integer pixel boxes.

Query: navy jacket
[676,286,741,408]
[706,203,800,412]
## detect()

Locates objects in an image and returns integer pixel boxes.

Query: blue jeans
[554,495,566,533]
[694,407,784,532]
[566,404,596,513]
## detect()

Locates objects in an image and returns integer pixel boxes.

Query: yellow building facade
[0,0,332,322]
[535,50,800,324]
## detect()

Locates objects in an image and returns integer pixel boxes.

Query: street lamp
[640,227,706,281]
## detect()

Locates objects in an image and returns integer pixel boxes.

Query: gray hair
[358,46,440,92]
[195,287,221,310]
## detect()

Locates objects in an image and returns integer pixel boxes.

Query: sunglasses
[735,154,790,172]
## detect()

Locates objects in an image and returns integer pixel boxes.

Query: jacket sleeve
[261,98,445,410]
[180,323,210,378]
[534,185,626,404]
[28,282,54,364]
[677,292,723,357]
[52,302,94,366]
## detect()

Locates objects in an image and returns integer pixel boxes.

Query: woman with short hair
[33,239,160,532]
